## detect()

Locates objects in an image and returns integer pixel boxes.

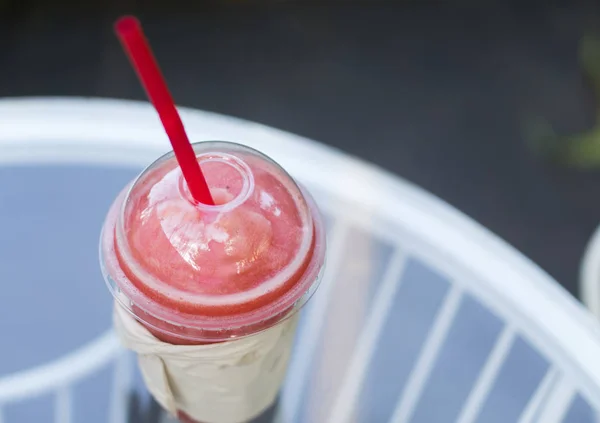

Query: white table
[1,97,600,423]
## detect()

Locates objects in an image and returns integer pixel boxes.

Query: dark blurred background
[1,0,600,298]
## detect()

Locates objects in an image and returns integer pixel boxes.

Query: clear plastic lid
[102,141,325,340]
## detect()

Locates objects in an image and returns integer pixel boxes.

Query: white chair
[581,226,600,317]
[2,97,600,422]
[0,331,129,423]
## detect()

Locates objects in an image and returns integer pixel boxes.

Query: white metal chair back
[0,332,129,423]
[581,225,600,318]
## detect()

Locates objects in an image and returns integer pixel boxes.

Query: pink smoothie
[101,141,326,344]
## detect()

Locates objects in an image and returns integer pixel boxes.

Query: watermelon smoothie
[100,141,326,422]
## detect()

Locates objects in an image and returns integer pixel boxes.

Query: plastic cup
[99,141,326,422]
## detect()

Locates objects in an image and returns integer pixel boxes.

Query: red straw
[114,16,215,205]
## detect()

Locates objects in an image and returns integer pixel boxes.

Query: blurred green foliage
[529,35,600,168]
